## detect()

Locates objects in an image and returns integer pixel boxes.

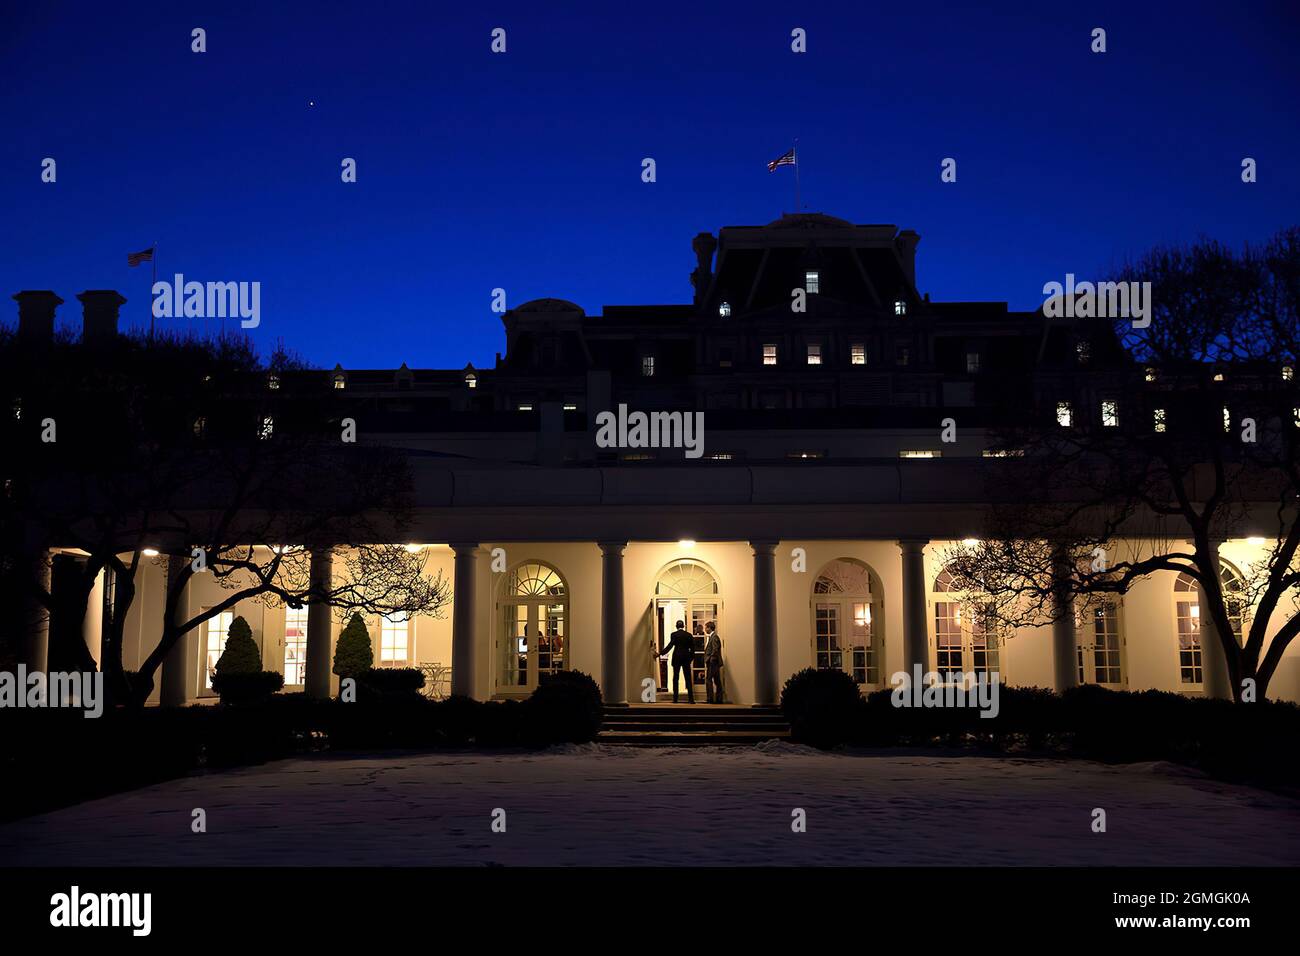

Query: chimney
[895,230,921,287]
[690,232,717,305]
[77,290,127,346]
[12,290,63,343]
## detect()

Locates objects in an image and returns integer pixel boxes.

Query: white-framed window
[812,559,880,687]
[762,343,778,366]
[259,416,274,440]
[465,372,477,389]
[1154,408,1167,433]
[1077,603,1124,687]
[641,355,655,377]
[381,614,409,665]
[850,342,866,365]
[1056,402,1073,427]
[805,270,820,294]
[806,343,822,365]
[966,352,980,374]
[1222,406,1231,432]
[894,299,907,316]
[203,609,235,691]
[284,606,308,687]
[333,373,346,390]
[719,301,731,317]
[899,449,940,459]
[1101,400,1119,427]
[933,570,999,680]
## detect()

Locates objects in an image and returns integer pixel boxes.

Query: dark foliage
[780,667,865,749]
[211,670,285,705]
[332,613,373,679]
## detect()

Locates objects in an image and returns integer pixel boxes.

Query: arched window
[496,562,567,695]
[812,559,880,686]
[933,569,999,679]
[1173,563,1246,686]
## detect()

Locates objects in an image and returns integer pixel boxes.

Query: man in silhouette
[663,619,696,704]
[704,619,724,703]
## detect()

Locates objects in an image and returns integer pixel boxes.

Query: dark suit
[663,628,695,703]
[704,631,723,703]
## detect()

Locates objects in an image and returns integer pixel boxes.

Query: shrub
[525,670,604,744]
[213,615,260,676]
[332,613,373,680]
[781,667,863,749]
[357,667,426,701]
[212,670,285,705]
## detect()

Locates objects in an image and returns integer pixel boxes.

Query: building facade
[15,213,1300,704]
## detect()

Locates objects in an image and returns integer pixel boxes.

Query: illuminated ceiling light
[961,538,980,548]
[405,544,424,553]
[678,539,696,549]
[142,548,159,556]
[1246,537,1266,546]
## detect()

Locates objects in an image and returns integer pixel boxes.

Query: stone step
[602,721,790,733]
[596,729,790,747]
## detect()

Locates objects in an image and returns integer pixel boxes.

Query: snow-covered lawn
[2,743,1297,866]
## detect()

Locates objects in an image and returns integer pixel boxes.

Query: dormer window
[806,344,822,365]
[333,372,346,390]
[851,343,866,365]
[719,301,731,317]
[465,373,477,389]
[894,299,907,316]
[805,271,819,294]
[518,403,534,412]
[642,355,655,377]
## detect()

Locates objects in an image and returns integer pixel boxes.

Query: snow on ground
[2,744,1297,866]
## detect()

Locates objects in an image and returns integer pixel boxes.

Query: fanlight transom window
[507,562,566,598]
[1174,564,1246,639]
[655,560,719,598]
[814,560,873,595]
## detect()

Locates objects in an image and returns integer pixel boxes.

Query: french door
[498,600,566,694]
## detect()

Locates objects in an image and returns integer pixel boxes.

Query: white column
[751,540,779,705]
[599,541,627,706]
[451,542,478,699]
[899,540,929,676]
[305,546,334,699]
[1199,539,1232,700]
[20,549,51,673]
[160,555,192,707]
[1051,550,1078,692]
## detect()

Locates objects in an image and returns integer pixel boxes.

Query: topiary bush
[332,612,373,681]
[212,670,285,705]
[525,670,604,744]
[781,667,864,749]
[213,616,260,676]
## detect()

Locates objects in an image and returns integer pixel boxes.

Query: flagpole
[794,139,801,211]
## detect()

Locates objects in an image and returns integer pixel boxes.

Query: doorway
[495,562,567,696]
[651,560,722,699]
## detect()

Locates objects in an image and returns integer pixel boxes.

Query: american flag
[767,147,796,172]
[127,247,154,267]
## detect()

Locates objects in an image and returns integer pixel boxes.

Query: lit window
[283,606,308,687]
[900,450,940,459]
[259,416,274,440]
[465,373,477,389]
[1101,400,1119,427]
[642,355,655,377]
[806,344,822,365]
[1284,365,1295,382]
[518,403,534,412]
[381,614,409,664]
[203,610,234,690]
[708,452,734,460]
[268,373,280,390]
[763,344,778,366]
[333,373,346,390]
[805,271,820,294]
[563,403,577,412]
[719,301,731,317]
[966,352,980,374]
[1145,367,1157,382]
[1293,407,1300,428]
[894,299,907,316]
[1222,406,1231,432]
[851,343,866,365]
[1213,372,1225,382]
[1056,402,1073,427]
[982,449,1024,457]
[1076,341,1090,364]
[1154,408,1167,433]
